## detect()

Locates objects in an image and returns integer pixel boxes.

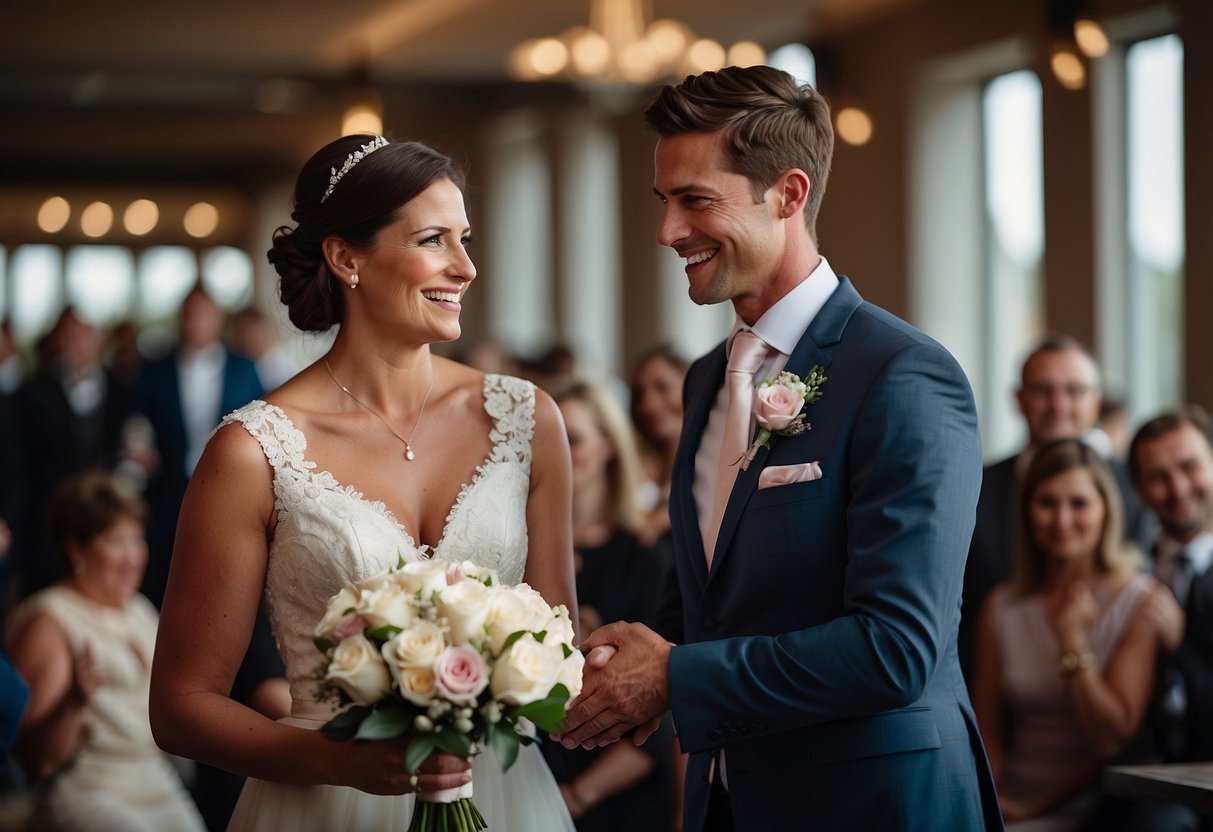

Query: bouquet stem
[407,797,485,832]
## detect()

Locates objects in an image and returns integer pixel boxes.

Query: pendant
[404,442,415,461]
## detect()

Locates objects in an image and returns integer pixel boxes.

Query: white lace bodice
[219,374,536,706]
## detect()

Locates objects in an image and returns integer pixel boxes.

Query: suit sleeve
[667,341,982,752]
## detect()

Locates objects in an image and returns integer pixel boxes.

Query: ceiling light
[37,196,71,233]
[184,202,220,239]
[1051,46,1086,90]
[80,201,114,238]
[510,0,762,85]
[1073,18,1109,59]
[124,199,159,235]
[835,107,874,146]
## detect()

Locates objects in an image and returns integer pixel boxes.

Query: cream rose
[485,589,546,656]
[438,579,492,646]
[449,560,498,587]
[490,635,563,705]
[325,633,391,705]
[395,560,449,598]
[547,604,576,648]
[434,645,490,705]
[555,648,585,699]
[356,579,414,631]
[395,665,439,707]
[381,619,446,683]
[315,586,360,639]
[754,383,805,431]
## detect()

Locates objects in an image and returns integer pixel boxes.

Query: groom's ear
[771,168,810,220]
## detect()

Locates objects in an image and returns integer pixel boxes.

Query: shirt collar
[1158,530,1213,576]
[726,257,840,357]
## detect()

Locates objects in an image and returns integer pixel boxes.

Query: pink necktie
[704,330,768,566]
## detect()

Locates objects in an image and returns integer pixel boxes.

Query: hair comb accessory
[321,135,390,203]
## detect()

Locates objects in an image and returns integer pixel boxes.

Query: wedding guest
[962,334,1155,680]
[231,306,297,391]
[972,439,1176,830]
[543,378,674,832]
[13,308,133,599]
[1113,407,1213,832]
[149,135,576,830]
[630,345,689,549]
[0,320,23,395]
[6,470,205,831]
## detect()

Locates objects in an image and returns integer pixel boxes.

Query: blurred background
[0,0,1207,461]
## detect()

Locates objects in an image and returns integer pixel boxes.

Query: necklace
[323,358,435,462]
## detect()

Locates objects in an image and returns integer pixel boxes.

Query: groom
[556,66,1003,831]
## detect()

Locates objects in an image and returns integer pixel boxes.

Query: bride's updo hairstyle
[269,135,465,332]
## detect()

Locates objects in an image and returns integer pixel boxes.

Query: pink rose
[332,614,369,643]
[433,645,489,705]
[754,384,805,430]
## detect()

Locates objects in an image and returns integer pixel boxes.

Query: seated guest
[962,335,1155,680]
[972,439,1177,830]
[543,380,674,832]
[6,471,204,831]
[629,345,688,550]
[1117,407,1213,832]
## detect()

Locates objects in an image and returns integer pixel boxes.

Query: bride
[149,135,578,831]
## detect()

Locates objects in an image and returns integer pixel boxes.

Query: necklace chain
[323,358,435,462]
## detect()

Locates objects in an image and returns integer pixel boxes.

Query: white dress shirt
[178,343,225,476]
[693,258,841,558]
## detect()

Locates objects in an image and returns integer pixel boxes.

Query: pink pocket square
[758,461,823,490]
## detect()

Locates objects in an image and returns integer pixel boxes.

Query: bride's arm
[149,422,470,794]
[522,388,579,640]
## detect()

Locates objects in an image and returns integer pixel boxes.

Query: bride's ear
[322,237,360,289]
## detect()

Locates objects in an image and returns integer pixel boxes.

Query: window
[65,246,136,327]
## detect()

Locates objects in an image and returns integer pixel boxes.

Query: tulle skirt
[227,716,574,832]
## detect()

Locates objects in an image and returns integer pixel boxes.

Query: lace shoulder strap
[218,401,316,504]
[482,374,535,469]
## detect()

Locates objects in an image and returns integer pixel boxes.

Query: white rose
[547,605,576,649]
[395,665,439,707]
[438,579,491,646]
[452,560,499,587]
[315,586,360,639]
[555,648,585,699]
[357,580,414,631]
[381,620,447,685]
[325,633,391,705]
[490,634,563,706]
[485,589,543,656]
[395,560,449,598]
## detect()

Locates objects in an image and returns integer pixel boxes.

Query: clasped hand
[552,621,673,750]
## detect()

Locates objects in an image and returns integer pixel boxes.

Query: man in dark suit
[130,285,264,607]
[556,66,1001,831]
[12,309,132,598]
[1128,408,1213,822]
[959,335,1154,680]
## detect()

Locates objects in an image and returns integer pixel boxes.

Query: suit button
[708,729,722,740]
[702,616,716,630]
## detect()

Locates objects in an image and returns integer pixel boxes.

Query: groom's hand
[554,621,672,750]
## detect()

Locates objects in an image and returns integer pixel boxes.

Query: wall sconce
[1048,0,1108,90]
[340,63,383,136]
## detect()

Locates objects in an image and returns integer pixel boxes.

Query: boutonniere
[740,366,827,470]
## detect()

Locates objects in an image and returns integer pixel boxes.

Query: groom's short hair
[642,65,834,241]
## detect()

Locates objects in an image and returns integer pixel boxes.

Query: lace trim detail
[220,401,414,546]
[439,374,535,538]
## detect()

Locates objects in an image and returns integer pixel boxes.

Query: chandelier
[509,0,765,85]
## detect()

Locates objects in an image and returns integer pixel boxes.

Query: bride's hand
[337,738,471,795]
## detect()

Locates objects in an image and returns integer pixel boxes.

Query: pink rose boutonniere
[741,365,827,469]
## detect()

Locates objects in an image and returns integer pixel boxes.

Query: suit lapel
[707,277,864,580]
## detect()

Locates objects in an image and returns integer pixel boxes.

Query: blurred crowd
[1,294,1211,832]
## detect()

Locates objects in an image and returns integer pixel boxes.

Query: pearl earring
[350,274,360,289]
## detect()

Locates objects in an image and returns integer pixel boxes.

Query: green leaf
[500,630,528,653]
[514,695,568,733]
[342,607,357,616]
[320,705,372,741]
[532,630,547,643]
[366,624,403,642]
[562,643,573,659]
[314,636,333,654]
[396,552,406,570]
[486,720,520,772]
[354,706,413,741]
[434,726,472,757]
[405,732,437,774]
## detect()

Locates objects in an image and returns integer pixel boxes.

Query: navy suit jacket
[133,348,263,606]
[659,278,1002,831]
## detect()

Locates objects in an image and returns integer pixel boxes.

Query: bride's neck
[324,338,433,411]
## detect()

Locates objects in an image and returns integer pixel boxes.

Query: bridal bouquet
[314,558,584,832]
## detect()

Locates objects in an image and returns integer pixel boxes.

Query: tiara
[321,135,390,203]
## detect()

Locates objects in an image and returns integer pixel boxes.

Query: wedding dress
[222,374,574,832]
